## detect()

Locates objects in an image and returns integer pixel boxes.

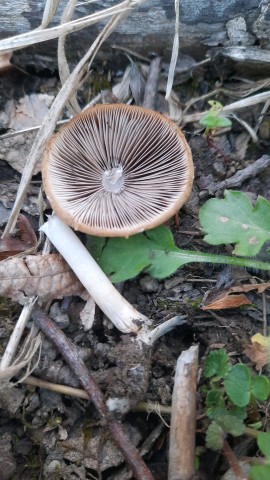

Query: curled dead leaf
[244,342,270,370]
[201,281,270,310]
[201,288,252,310]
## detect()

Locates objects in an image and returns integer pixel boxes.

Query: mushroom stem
[40,215,150,334]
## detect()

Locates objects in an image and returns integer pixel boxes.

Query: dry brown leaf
[202,293,252,310]
[0,253,84,304]
[0,214,37,259]
[230,282,270,294]
[244,342,270,370]
[202,282,270,310]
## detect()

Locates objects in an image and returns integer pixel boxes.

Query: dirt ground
[0,55,269,480]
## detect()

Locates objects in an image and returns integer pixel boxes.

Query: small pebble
[139,275,159,293]
[213,161,226,175]
[50,302,70,329]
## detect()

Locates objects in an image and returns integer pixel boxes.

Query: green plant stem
[244,427,260,439]
[171,249,270,272]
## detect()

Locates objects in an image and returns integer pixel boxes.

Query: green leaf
[224,364,251,407]
[200,112,232,129]
[206,390,225,418]
[214,411,245,436]
[209,407,245,436]
[86,224,270,283]
[199,190,270,256]
[86,236,106,262]
[206,421,225,451]
[258,432,270,459]
[204,349,231,379]
[250,465,270,480]
[230,405,247,420]
[251,375,270,401]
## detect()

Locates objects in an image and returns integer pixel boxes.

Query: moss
[186,297,203,309]
[90,72,111,95]
[157,298,181,310]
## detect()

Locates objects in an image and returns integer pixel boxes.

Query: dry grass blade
[39,0,61,29]
[0,0,140,55]
[0,329,42,382]
[182,90,270,124]
[165,0,179,100]
[231,113,258,142]
[0,297,37,370]
[58,0,81,115]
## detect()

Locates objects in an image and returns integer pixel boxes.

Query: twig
[262,291,267,338]
[223,440,248,480]
[201,154,270,195]
[31,306,154,480]
[22,376,173,417]
[168,345,199,480]
[0,119,68,140]
[143,57,161,110]
[112,44,150,62]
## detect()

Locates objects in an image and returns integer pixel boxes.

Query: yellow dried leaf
[251,333,270,347]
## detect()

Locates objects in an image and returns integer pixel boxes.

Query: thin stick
[168,345,199,480]
[31,306,154,480]
[22,376,172,416]
[202,154,270,194]
[223,440,248,480]
[143,57,161,110]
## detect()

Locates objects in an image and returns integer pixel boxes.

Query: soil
[0,56,270,480]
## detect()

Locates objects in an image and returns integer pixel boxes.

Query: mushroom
[42,104,193,237]
[41,104,193,336]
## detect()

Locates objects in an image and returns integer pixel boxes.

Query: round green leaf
[250,465,270,480]
[224,364,251,407]
[258,432,270,459]
[251,375,270,401]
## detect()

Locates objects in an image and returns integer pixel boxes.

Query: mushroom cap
[42,104,193,237]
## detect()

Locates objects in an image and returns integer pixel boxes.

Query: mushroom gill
[42,104,193,237]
